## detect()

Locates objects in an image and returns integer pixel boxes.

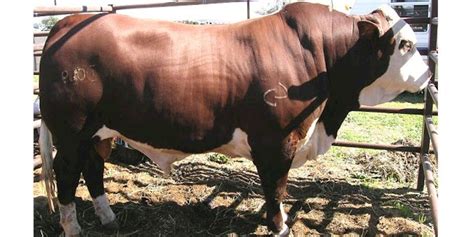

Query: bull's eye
[399,39,413,53]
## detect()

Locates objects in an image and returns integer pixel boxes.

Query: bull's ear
[357,20,381,40]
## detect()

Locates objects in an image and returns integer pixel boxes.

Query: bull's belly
[93,119,334,174]
[93,126,253,175]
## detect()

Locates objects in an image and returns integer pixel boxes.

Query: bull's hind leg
[54,138,117,237]
[252,143,294,236]
[82,138,117,229]
[53,140,83,237]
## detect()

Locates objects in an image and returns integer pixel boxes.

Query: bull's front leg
[252,140,295,236]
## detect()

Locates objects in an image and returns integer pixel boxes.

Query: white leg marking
[59,202,81,237]
[273,223,290,237]
[92,194,116,225]
[270,203,289,236]
[280,203,288,223]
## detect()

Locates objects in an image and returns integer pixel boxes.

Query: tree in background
[33,16,59,31]
[255,0,287,15]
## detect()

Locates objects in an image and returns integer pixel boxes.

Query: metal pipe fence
[413,0,438,235]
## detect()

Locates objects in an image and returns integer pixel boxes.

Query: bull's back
[40,13,258,149]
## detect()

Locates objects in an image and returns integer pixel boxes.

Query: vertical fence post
[247,0,250,19]
[417,91,433,190]
[416,0,438,192]
[109,4,116,13]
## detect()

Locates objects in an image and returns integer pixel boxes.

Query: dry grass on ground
[34,148,435,236]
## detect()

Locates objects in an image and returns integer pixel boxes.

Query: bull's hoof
[60,231,82,237]
[272,223,290,237]
[103,219,119,230]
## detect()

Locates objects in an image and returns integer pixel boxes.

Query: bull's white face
[359,5,432,106]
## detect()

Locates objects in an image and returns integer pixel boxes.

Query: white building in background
[352,0,432,50]
[247,0,431,50]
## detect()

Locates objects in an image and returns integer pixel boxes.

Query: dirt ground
[33,147,435,236]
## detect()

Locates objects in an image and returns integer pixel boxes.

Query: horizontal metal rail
[112,0,256,11]
[34,31,50,37]
[418,47,429,56]
[113,1,205,10]
[401,16,437,27]
[357,106,438,116]
[34,5,113,16]
[332,140,434,154]
[34,44,44,52]
[427,83,438,107]
[402,17,430,24]
[421,153,438,236]
[34,1,257,16]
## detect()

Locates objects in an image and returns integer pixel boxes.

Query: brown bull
[39,3,431,236]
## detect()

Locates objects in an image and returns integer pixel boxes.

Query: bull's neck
[280,9,363,86]
[322,16,360,70]
[316,14,381,139]
[320,15,375,106]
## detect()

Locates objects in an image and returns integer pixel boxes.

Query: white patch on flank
[212,128,252,159]
[92,194,116,225]
[59,202,81,237]
[291,120,335,168]
[93,126,252,175]
[359,5,432,106]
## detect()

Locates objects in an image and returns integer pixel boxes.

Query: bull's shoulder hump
[43,13,112,53]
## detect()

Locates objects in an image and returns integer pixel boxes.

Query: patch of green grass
[341,111,424,144]
[418,213,427,224]
[324,92,439,189]
[350,171,370,181]
[394,201,414,218]
[208,153,230,164]
[383,200,414,218]
[326,92,433,160]
[382,199,428,225]
[360,179,384,190]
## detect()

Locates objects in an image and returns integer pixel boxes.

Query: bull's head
[357,5,432,106]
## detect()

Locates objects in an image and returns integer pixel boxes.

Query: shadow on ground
[392,92,424,104]
[34,157,433,236]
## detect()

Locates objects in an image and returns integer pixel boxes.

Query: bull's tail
[39,120,56,212]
